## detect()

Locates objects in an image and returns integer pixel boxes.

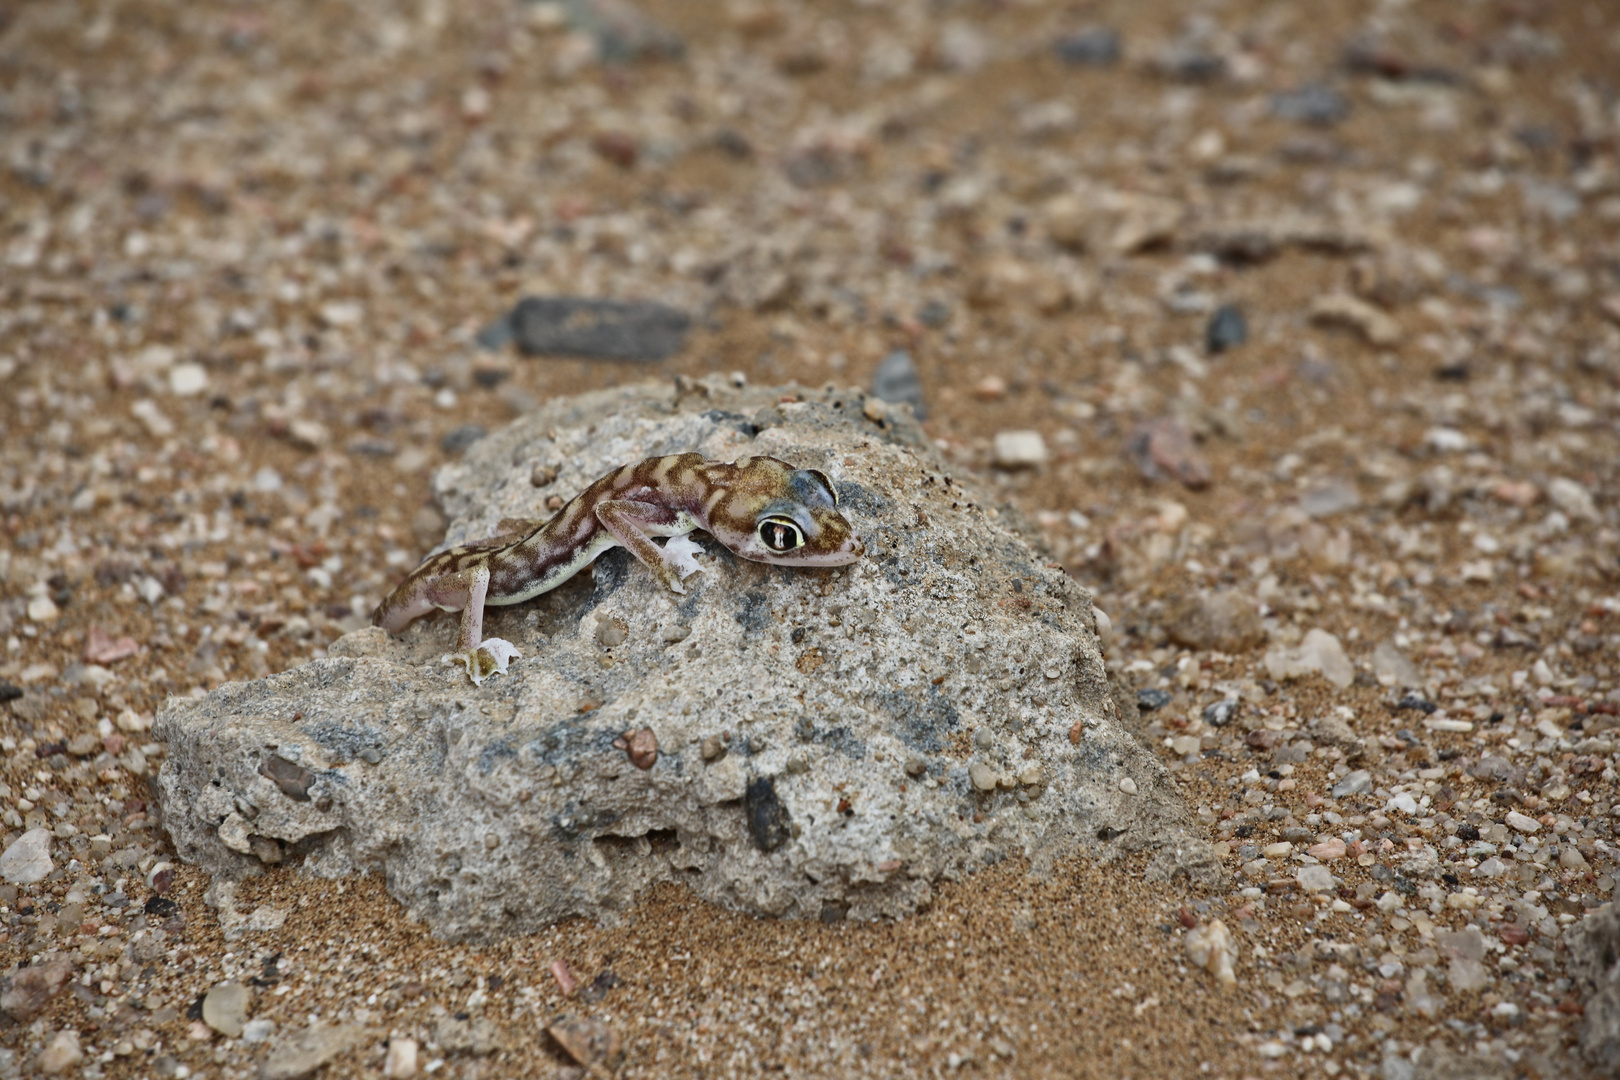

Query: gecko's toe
[443,639,522,686]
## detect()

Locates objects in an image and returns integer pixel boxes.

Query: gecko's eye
[758,517,804,553]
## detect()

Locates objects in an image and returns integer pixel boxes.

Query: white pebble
[1505,811,1541,834]
[26,595,59,624]
[1118,777,1138,795]
[385,1037,420,1078]
[1297,865,1334,893]
[168,362,208,396]
[991,430,1048,468]
[1185,919,1237,986]
[0,828,53,884]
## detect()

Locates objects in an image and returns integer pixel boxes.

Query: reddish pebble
[612,728,658,770]
[551,958,578,996]
[1499,924,1530,946]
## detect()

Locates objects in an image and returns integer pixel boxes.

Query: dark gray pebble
[1271,83,1350,127]
[1137,688,1173,713]
[1053,27,1121,67]
[1205,304,1247,353]
[441,425,488,455]
[511,296,691,363]
[871,349,927,419]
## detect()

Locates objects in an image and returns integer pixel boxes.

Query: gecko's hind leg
[424,566,522,685]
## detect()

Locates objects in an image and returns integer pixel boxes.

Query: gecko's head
[714,459,864,568]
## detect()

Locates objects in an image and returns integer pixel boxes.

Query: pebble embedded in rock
[202,981,249,1037]
[969,762,998,792]
[595,614,630,648]
[1118,777,1138,795]
[1093,607,1113,648]
[0,828,53,884]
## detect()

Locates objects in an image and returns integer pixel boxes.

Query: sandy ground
[3,0,1620,1077]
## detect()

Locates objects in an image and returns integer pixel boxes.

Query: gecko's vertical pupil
[760,518,803,553]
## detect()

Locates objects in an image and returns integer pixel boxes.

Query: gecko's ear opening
[797,468,839,507]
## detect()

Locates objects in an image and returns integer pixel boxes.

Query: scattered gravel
[1,0,1617,1076]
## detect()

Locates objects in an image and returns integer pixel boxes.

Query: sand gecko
[374,453,864,683]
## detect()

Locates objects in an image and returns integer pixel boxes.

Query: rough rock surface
[1568,902,1620,1071]
[155,379,1214,940]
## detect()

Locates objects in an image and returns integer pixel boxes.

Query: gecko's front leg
[595,500,704,593]
[423,564,522,685]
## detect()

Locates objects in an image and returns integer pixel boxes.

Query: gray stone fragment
[1331,770,1372,798]
[154,378,1210,940]
[511,296,690,362]
[203,982,249,1038]
[1271,83,1350,127]
[1298,480,1360,519]
[0,828,52,884]
[1165,591,1263,653]
[870,349,927,420]
[1370,641,1424,689]
[1053,27,1121,67]
[0,953,75,1021]
[259,1023,369,1080]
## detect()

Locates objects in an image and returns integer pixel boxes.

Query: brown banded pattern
[373,453,864,684]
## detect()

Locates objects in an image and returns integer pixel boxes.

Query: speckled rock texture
[1568,901,1620,1071]
[155,378,1215,941]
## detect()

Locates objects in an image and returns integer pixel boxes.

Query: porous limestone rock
[155,378,1215,941]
